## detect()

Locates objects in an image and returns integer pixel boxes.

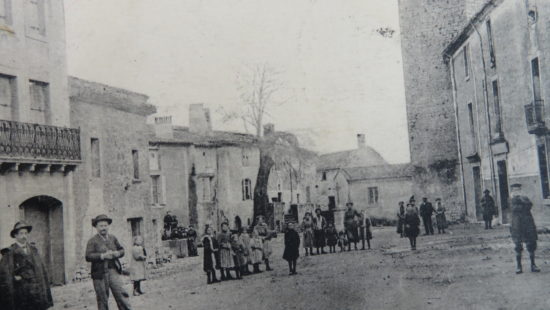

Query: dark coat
[85,234,125,280]
[0,243,53,310]
[325,227,338,246]
[419,202,434,218]
[283,229,300,261]
[480,195,496,220]
[202,235,218,272]
[510,195,538,243]
[404,213,420,238]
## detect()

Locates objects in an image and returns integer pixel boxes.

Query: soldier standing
[480,190,496,229]
[0,221,53,310]
[509,183,540,274]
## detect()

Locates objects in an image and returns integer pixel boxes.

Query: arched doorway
[19,196,65,285]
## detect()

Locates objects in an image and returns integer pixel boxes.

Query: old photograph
[0,0,548,309]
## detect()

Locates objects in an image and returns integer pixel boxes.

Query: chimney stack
[357,133,366,149]
[154,116,174,139]
[189,103,212,135]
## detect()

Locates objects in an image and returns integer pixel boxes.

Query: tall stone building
[398,0,489,219]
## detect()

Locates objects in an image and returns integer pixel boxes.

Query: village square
[1,0,550,309]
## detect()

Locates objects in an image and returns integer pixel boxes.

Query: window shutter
[161,175,167,205]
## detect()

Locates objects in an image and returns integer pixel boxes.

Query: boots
[361,240,365,250]
[207,272,212,284]
[253,263,262,273]
[516,255,523,274]
[211,271,220,283]
[220,269,227,281]
[235,267,242,279]
[226,269,234,280]
[530,253,541,273]
[265,259,273,271]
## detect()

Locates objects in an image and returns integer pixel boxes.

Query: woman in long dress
[301,212,315,256]
[250,229,264,273]
[217,222,234,280]
[202,226,220,284]
[435,198,447,234]
[282,222,300,275]
[130,236,147,296]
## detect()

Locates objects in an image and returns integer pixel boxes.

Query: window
[486,20,496,68]
[90,138,100,177]
[492,80,502,135]
[242,178,252,200]
[467,103,476,150]
[202,178,212,201]
[0,0,12,26]
[322,172,327,181]
[151,175,160,204]
[531,58,542,102]
[368,187,379,205]
[29,80,48,111]
[25,0,46,37]
[463,45,470,78]
[0,74,15,107]
[132,150,139,180]
[149,149,160,171]
[128,218,142,238]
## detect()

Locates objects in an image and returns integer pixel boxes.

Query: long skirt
[345,223,359,242]
[262,240,272,259]
[314,229,326,247]
[219,248,234,268]
[233,253,246,267]
[303,229,314,248]
[436,214,447,229]
[251,249,263,264]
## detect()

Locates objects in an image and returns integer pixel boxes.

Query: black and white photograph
[0,0,549,309]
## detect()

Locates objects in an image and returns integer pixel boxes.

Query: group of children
[202,218,274,284]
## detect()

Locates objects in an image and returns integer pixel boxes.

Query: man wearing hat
[419,197,435,235]
[85,215,132,310]
[480,189,496,229]
[0,221,53,310]
[509,184,540,274]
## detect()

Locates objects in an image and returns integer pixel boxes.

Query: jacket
[85,234,125,280]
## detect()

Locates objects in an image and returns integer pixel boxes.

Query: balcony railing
[525,100,547,135]
[0,120,81,162]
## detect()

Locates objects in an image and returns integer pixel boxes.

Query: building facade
[0,0,81,285]
[445,0,550,226]
[398,0,490,220]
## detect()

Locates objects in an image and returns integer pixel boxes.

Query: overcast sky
[64,0,410,164]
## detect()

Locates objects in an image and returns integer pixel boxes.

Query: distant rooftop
[318,146,388,170]
[340,163,413,181]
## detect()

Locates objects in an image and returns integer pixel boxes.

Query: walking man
[480,190,496,229]
[313,208,327,254]
[509,184,540,274]
[86,214,132,310]
[419,197,435,235]
[0,221,53,310]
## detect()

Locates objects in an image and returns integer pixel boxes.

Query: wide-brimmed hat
[483,189,490,194]
[10,221,32,238]
[92,214,112,227]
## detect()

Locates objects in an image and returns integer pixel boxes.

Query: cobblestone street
[52,224,550,310]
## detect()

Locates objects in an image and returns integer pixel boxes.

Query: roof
[318,147,388,170]
[340,163,413,181]
[150,126,258,147]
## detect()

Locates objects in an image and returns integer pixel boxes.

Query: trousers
[422,216,434,235]
[93,268,132,310]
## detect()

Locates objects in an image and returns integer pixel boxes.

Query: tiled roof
[340,163,413,181]
[318,147,388,170]
[150,126,258,147]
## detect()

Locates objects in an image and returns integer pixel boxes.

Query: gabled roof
[318,147,388,170]
[150,126,258,147]
[340,163,413,181]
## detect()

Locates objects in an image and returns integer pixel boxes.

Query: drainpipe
[447,54,469,219]
[470,21,500,223]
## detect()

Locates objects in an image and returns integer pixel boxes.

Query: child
[130,236,147,296]
[301,212,315,256]
[364,214,373,250]
[202,226,220,284]
[325,222,338,253]
[250,229,264,273]
[230,234,245,280]
[282,222,300,275]
[404,204,420,250]
[238,227,252,275]
[337,231,347,253]
[217,222,234,280]
[435,198,447,234]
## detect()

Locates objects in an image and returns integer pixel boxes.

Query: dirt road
[51,224,550,310]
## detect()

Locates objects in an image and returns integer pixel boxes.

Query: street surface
[52,224,550,310]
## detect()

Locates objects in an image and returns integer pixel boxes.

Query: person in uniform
[344,202,361,251]
[217,222,234,280]
[434,198,447,234]
[419,197,435,235]
[85,214,132,310]
[509,183,540,274]
[404,204,420,251]
[481,190,496,229]
[301,212,315,256]
[313,208,327,254]
[282,221,300,276]
[202,226,220,284]
[397,202,406,238]
[254,215,274,271]
[0,221,53,310]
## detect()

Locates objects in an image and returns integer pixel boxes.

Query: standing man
[344,202,361,251]
[313,208,327,254]
[509,184,540,274]
[0,221,53,310]
[480,190,496,229]
[86,214,132,310]
[419,197,435,235]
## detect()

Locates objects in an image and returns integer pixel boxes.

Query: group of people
[202,215,276,284]
[301,203,373,256]
[162,211,199,257]
[396,197,448,250]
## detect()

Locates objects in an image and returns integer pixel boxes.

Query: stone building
[0,0,81,284]
[444,0,550,226]
[69,77,158,268]
[398,0,490,220]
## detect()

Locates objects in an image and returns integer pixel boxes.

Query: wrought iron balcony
[525,100,547,135]
[0,120,81,172]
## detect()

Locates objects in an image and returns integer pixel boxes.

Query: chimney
[154,116,174,139]
[264,123,275,136]
[189,103,212,135]
[357,133,366,149]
